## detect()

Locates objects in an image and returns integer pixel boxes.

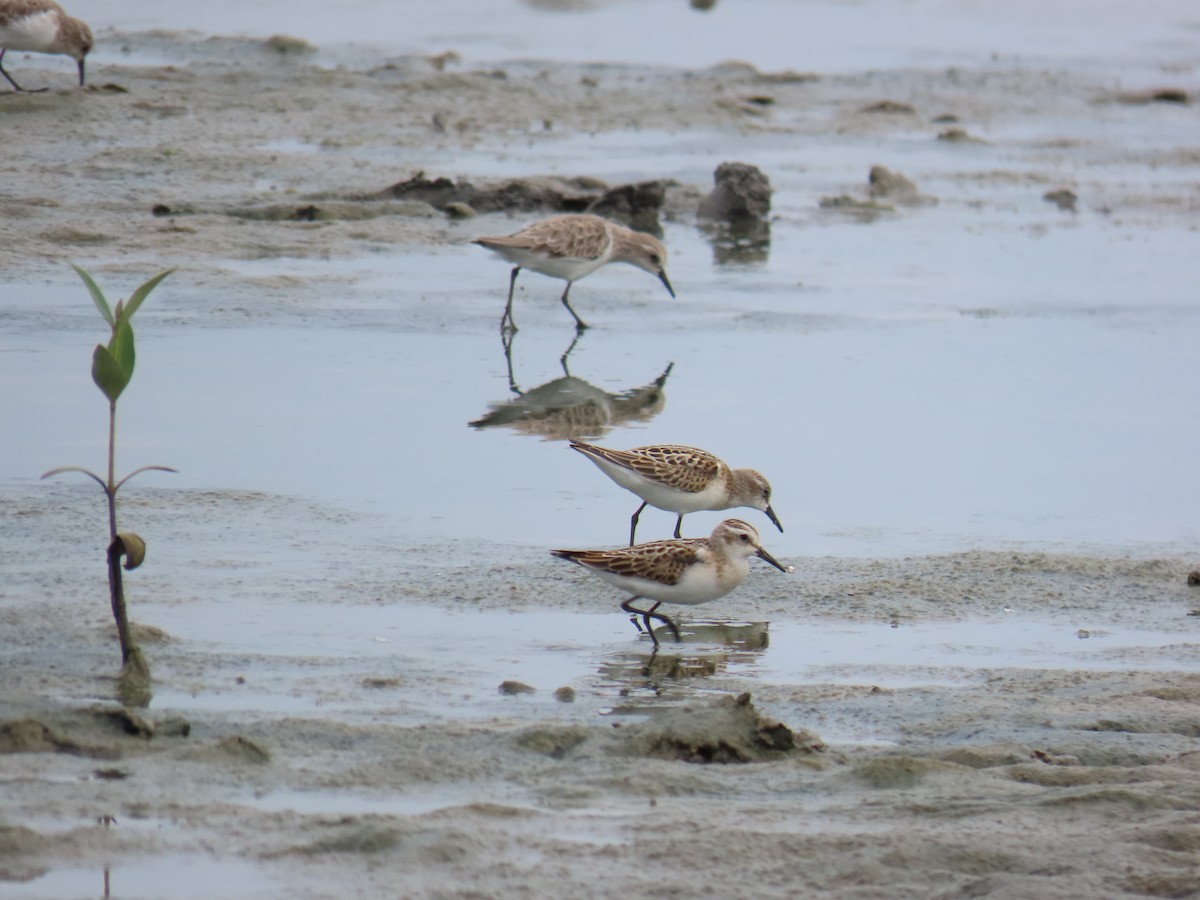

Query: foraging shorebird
[570,440,783,545]
[0,0,92,92]
[552,518,791,646]
[473,213,674,332]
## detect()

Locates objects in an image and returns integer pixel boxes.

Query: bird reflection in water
[469,330,674,441]
[635,619,769,653]
[598,621,769,704]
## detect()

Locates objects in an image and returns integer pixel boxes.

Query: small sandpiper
[570,440,783,546]
[473,213,675,333]
[552,518,791,646]
[0,0,92,92]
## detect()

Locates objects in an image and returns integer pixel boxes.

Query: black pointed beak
[756,545,788,573]
[658,270,675,298]
[764,504,783,533]
[77,58,86,86]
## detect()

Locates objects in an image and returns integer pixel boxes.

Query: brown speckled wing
[480,215,609,261]
[554,539,705,587]
[0,0,61,26]
[626,445,722,493]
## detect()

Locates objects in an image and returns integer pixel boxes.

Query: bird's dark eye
[649,254,661,266]
[739,533,750,542]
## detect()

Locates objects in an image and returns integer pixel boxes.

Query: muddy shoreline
[4,30,1194,287]
[3,482,1199,898]
[3,25,1200,900]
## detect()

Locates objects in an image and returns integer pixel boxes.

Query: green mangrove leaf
[71,263,114,327]
[92,344,130,402]
[109,320,136,381]
[117,268,175,328]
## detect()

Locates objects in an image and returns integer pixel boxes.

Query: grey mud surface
[3,28,1200,900]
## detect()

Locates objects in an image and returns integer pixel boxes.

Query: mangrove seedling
[42,264,176,705]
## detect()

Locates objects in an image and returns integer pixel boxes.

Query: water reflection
[699,219,771,265]
[601,650,724,685]
[469,331,673,440]
[598,620,769,705]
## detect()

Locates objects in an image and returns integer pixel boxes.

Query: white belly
[498,246,608,282]
[0,11,60,53]
[590,556,749,607]
[593,457,730,515]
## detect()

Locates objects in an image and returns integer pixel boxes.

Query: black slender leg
[642,602,682,644]
[0,51,45,93]
[1,51,23,92]
[560,282,589,331]
[629,501,648,546]
[500,266,521,333]
[641,610,658,646]
[673,515,684,539]
[620,598,682,647]
[621,597,647,636]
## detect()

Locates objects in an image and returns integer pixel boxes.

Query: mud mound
[619,692,824,763]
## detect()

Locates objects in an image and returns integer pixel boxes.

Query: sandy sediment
[2,30,1194,287]
[3,485,1200,896]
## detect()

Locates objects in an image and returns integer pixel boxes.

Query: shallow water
[139,595,1200,728]
[81,0,1198,78]
[8,0,1199,558]
[4,858,277,900]
[4,208,1198,558]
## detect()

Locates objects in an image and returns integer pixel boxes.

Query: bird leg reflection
[501,328,588,397]
[501,326,520,395]
[558,330,583,376]
[641,645,660,678]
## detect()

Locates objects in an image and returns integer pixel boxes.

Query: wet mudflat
[2,1,1200,897]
